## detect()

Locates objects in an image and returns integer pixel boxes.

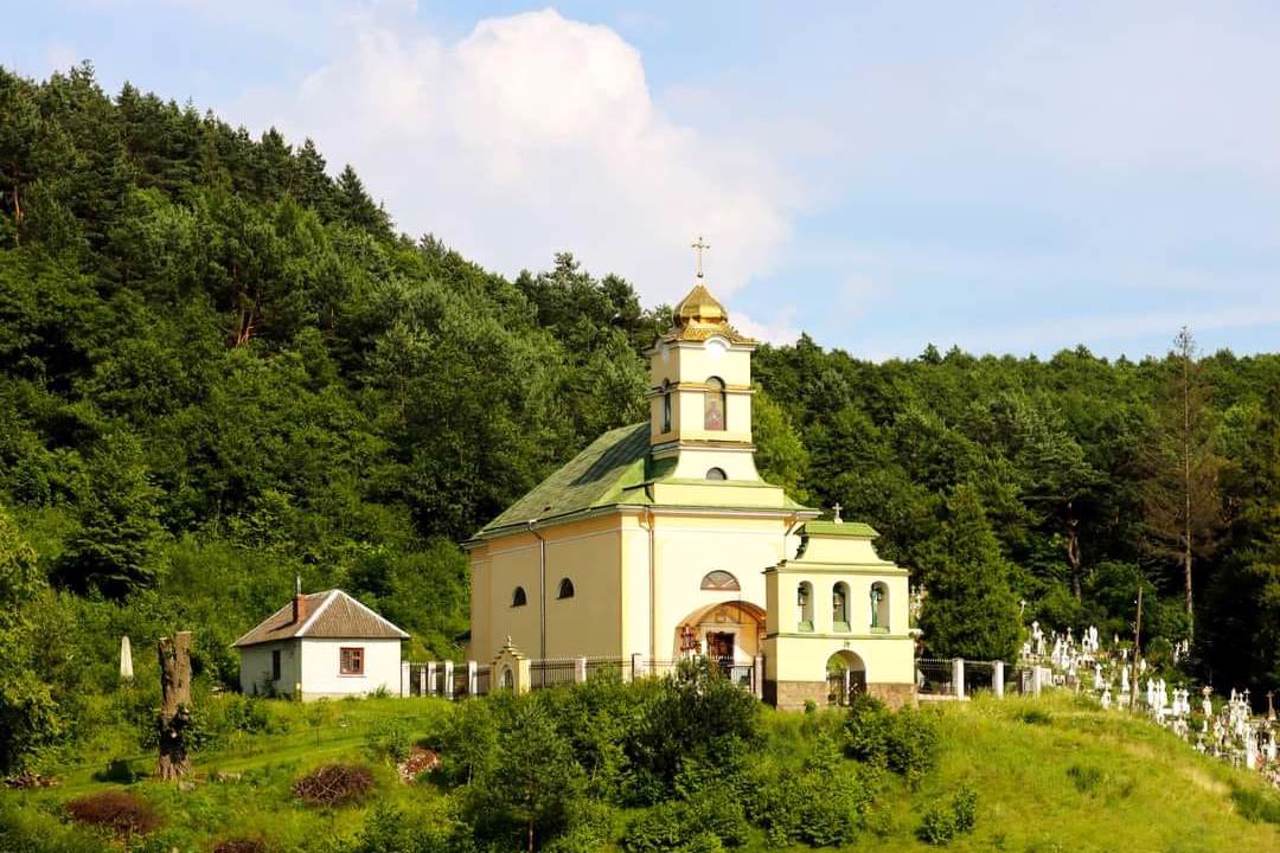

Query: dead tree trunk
[156,632,193,780]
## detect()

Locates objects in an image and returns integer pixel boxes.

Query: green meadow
[3,689,1278,852]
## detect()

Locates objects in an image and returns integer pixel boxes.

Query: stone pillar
[631,652,645,681]
[1032,665,1044,697]
[575,657,587,684]
[952,658,965,700]
[400,660,410,697]
[467,661,478,697]
[753,656,764,700]
[426,662,437,696]
[418,664,427,696]
[993,660,1005,699]
[443,661,455,700]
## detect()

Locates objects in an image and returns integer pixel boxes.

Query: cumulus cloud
[236,5,790,303]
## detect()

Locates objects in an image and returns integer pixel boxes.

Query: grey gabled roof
[233,589,409,648]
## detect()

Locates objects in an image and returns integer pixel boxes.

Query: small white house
[233,589,409,701]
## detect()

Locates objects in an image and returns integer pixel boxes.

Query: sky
[6,0,1280,360]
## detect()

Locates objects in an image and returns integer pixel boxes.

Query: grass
[3,692,1279,851]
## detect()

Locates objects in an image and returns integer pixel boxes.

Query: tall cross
[832,502,843,523]
[691,235,710,278]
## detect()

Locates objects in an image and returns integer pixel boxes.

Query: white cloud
[735,307,799,346]
[236,6,790,303]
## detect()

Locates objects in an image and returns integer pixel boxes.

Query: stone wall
[867,682,917,710]
[765,679,828,711]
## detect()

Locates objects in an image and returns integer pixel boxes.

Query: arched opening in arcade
[826,650,867,706]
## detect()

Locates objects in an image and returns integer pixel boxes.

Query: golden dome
[674,283,728,325]
[664,281,755,345]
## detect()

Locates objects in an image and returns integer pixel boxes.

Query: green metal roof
[478,422,652,535]
[802,520,880,538]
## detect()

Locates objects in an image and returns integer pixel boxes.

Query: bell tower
[646,257,761,483]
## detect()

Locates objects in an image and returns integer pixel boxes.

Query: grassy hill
[3,690,1278,852]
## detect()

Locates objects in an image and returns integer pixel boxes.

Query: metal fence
[530,659,578,689]
[916,658,955,696]
[474,665,491,696]
[964,660,996,695]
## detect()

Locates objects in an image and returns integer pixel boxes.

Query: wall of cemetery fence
[398,654,1037,704]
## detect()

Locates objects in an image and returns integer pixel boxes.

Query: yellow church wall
[469,516,625,662]
[643,512,798,661]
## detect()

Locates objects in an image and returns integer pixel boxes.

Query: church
[464,259,916,709]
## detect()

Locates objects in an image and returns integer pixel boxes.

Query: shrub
[96,757,138,783]
[622,789,748,852]
[291,763,375,807]
[916,804,956,845]
[65,790,162,837]
[952,786,978,833]
[916,787,979,846]
[364,718,412,764]
[623,802,687,852]
[843,695,938,789]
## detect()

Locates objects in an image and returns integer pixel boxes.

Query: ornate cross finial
[691,235,710,278]
[832,502,843,523]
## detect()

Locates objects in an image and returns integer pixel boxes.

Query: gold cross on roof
[691,235,710,278]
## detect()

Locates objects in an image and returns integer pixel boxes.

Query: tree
[752,386,810,501]
[919,485,1022,660]
[0,506,63,774]
[1142,327,1222,636]
[57,432,162,598]
[470,699,585,852]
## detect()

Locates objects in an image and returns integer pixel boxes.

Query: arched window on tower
[870,582,889,630]
[704,377,726,430]
[833,582,850,631]
[700,570,740,591]
[661,379,673,433]
[557,578,575,599]
[798,581,814,632]
[511,586,527,607]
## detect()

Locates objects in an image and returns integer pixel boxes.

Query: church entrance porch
[675,600,764,687]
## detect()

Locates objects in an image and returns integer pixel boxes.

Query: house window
[512,586,527,607]
[798,581,814,631]
[271,649,281,681]
[833,583,850,631]
[340,647,364,676]
[871,582,889,630]
[557,578,575,599]
[706,467,727,481]
[700,570,740,591]
[704,377,726,430]
[661,380,672,433]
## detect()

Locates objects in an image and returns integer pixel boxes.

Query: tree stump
[156,631,193,780]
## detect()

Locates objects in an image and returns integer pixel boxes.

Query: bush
[364,717,412,764]
[916,787,978,846]
[753,739,870,849]
[292,763,375,807]
[65,790,162,837]
[916,804,956,845]
[622,789,748,852]
[842,694,938,789]
[1020,707,1052,726]
[1067,764,1103,794]
[96,757,139,783]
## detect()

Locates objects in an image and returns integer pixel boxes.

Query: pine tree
[1142,326,1222,637]
[334,164,389,234]
[919,484,1023,660]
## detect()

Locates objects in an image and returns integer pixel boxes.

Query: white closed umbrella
[119,635,134,682]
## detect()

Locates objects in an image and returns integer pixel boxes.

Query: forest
[2,62,1280,777]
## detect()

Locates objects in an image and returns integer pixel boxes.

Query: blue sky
[6,1,1279,359]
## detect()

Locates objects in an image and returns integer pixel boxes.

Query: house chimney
[293,575,306,624]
